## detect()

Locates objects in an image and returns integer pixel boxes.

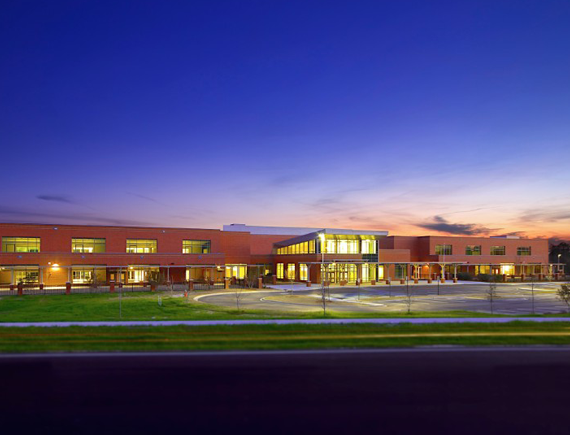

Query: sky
[1,0,570,239]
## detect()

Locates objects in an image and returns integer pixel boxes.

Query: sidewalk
[0,317,569,328]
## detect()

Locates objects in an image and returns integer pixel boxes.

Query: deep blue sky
[2,0,570,237]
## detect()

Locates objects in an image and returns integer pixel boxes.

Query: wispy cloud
[36,194,75,204]
[416,215,497,236]
[0,206,151,227]
[126,192,168,207]
[518,207,570,223]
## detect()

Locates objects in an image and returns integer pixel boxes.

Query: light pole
[558,254,562,277]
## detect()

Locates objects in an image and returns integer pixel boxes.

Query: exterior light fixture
[51,263,60,270]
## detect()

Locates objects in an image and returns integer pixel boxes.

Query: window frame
[126,239,158,254]
[1,237,41,253]
[182,240,211,254]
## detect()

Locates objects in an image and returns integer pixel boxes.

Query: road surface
[2,348,570,434]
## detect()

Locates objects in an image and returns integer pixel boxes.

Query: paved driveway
[196,282,570,315]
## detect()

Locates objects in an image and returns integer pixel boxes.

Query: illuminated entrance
[320,263,379,284]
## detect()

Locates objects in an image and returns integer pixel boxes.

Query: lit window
[225,264,246,279]
[435,244,452,255]
[361,239,377,254]
[465,245,481,256]
[127,266,159,283]
[183,240,211,254]
[71,267,106,284]
[517,246,531,256]
[126,239,157,253]
[72,238,106,253]
[2,237,40,253]
[13,266,39,283]
[490,246,506,255]
[276,263,284,279]
[287,264,296,280]
[299,264,308,281]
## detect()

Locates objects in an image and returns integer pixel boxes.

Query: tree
[405,276,413,314]
[556,284,570,313]
[234,285,245,312]
[486,282,500,314]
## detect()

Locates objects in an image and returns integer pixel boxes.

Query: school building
[0,222,561,289]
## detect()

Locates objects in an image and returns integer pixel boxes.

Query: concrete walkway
[0,317,570,327]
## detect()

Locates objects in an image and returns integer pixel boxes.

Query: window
[276,263,284,279]
[490,246,506,255]
[361,239,377,254]
[395,264,407,279]
[299,264,308,281]
[126,239,157,253]
[127,266,159,283]
[183,240,211,254]
[2,237,40,253]
[276,240,316,255]
[287,264,295,280]
[323,239,359,254]
[225,264,246,279]
[466,245,481,256]
[71,267,106,284]
[72,238,106,253]
[435,244,452,255]
[13,266,39,284]
[517,246,531,256]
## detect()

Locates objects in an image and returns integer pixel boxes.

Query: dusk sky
[2,1,570,239]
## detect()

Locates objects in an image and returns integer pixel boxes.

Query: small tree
[486,282,500,314]
[405,278,413,314]
[557,284,570,313]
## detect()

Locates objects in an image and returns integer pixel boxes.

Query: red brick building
[0,222,558,288]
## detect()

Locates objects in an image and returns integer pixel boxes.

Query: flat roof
[223,224,388,237]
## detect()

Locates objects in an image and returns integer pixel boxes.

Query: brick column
[65,282,71,295]
[110,281,115,293]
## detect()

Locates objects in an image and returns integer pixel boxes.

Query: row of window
[276,240,316,255]
[1,237,211,254]
[435,244,532,256]
[276,238,377,255]
[276,262,386,281]
[0,264,255,284]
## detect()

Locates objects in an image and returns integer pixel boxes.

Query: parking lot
[197,282,570,315]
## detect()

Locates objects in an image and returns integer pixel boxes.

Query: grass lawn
[0,291,510,322]
[3,322,570,352]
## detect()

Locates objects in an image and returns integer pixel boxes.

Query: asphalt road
[198,282,569,315]
[2,349,570,434]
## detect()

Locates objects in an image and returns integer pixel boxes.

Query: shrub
[456,272,474,281]
[477,274,501,283]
